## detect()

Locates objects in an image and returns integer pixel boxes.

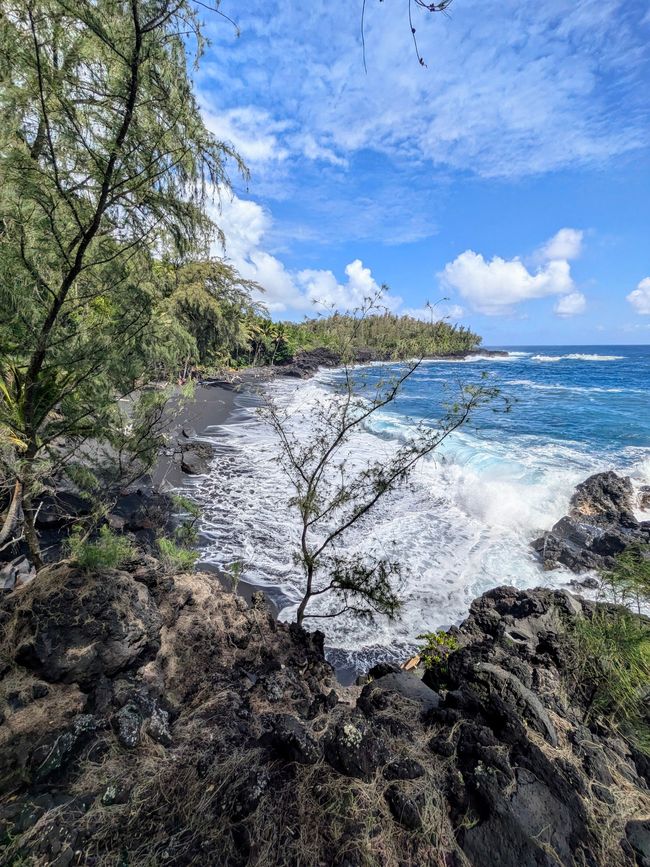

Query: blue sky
[196,0,650,345]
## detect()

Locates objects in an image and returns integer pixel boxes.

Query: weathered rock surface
[532,471,650,572]
[0,568,648,866]
[179,439,213,475]
[274,346,342,378]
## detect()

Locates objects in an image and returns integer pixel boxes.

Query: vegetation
[295,310,480,359]
[67,524,135,571]
[417,631,459,670]
[568,546,650,751]
[0,0,240,565]
[266,296,500,627]
[158,537,198,572]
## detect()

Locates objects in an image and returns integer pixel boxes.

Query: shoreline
[151,351,650,685]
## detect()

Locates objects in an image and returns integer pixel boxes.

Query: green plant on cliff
[568,547,650,751]
[0,0,242,567]
[571,611,650,748]
[158,537,198,572]
[601,544,650,616]
[417,631,459,670]
[67,524,135,570]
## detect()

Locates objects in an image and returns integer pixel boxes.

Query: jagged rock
[145,703,172,746]
[32,714,101,781]
[34,491,92,528]
[1,555,35,592]
[385,784,424,830]
[274,347,342,378]
[532,471,650,572]
[324,717,390,780]
[382,757,425,781]
[360,671,441,714]
[262,713,321,764]
[7,564,162,686]
[114,703,142,748]
[1,568,648,867]
[639,486,650,512]
[625,820,650,867]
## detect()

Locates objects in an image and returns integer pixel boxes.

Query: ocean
[189,346,650,675]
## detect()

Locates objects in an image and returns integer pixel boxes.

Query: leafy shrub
[158,537,198,572]
[417,630,459,670]
[67,525,135,570]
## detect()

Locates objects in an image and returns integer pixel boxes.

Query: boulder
[324,717,390,780]
[5,564,162,686]
[262,713,321,764]
[1,556,35,592]
[532,471,650,572]
[361,671,441,714]
[639,486,650,512]
[179,440,213,475]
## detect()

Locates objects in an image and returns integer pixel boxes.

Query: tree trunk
[296,564,313,627]
[22,489,42,570]
[0,478,24,546]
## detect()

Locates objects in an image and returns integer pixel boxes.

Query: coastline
[151,349,650,684]
[152,376,289,620]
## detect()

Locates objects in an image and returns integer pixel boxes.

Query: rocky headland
[1,557,649,866]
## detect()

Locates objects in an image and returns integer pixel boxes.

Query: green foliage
[292,311,481,361]
[567,547,650,751]
[158,537,198,573]
[570,610,650,750]
[224,559,244,592]
[170,493,200,547]
[67,525,135,571]
[417,631,459,669]
[152,259,265,371]
[601,544,650,614]
[0,0,241,561]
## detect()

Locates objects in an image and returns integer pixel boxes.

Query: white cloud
[204,0,648,180]
[627,277,650,314]
[538,228,584,261]
[441,251,574,315]
[554,291,586,317]
[212,194,402,315]
[201,105,290,164]
[440,227,586,315]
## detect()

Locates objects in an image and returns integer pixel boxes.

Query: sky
[194,0,650,345]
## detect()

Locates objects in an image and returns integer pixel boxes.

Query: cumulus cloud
[538,228,584,261]
[554,291,586,317]
[212,194,401,315]
[440,228,586,316]
[441,252,574,315]
[201,105,290,165]
[627,277,650,314]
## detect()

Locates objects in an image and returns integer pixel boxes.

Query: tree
[264,296,501,627]
[157,258,264,370]
[0,0,240,564]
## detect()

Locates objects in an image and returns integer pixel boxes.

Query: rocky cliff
[1,560,648,866]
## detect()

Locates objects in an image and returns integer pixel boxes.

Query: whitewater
[187,345,650,675]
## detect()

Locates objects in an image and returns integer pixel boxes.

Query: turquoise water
[193,346,650,673]
[352,345,650,476]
